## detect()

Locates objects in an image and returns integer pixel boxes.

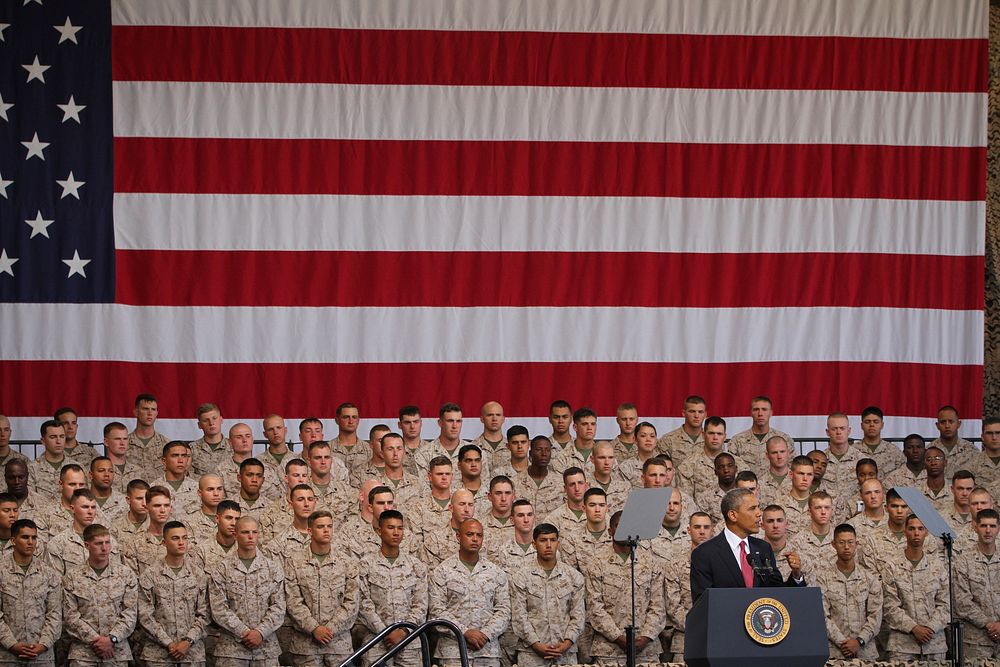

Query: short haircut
[90,456,111,470]
[506,425,529,440]
[162,440,190,457]
[635,421,657,436]
[336,402,357,417]
[642,456,671,473]
[54,406,78,421]
[689,511,711,524]
[299,417,323,432]
[886,488,903,503]
[0,493,16,505]
[307,510,333,526]
[750,396,772,407]
[976,508,1000,524]
[808,490,832,507]
[82,523,109,542]
[583,487,607,503]
[39,419,62,437]
[439,402,462,417]
[983,416,1000,428]
[307,440,330,455]
[511,498,533,511]
[146,485,171,502]
[238,457,264,474]
[398,405,421,420]
[938,405,959,418]
[428,455,453,471]
[134,393,158,407]
[489,475,513,492]
[368,485,393,504]
[285,458,309,472]
[685,395,706,406]
[369,424,390,441]
[952,469,976,483]
[704,416,726,430]
[573,407,596,423]
[216,499,240,515]
[904,513,924,528]
[103,421,127,436]
[380,432,403,448]
[714,452,735,464]
[530,435,551,450]
[762,504,786,515]
[70,488,96,503]
[126,479,150,495]
[861,406,884,420]
[10,519,37,538]
[562,466,586,483]
[533,522,559,540]
[196,403,220,418]
[458,444,482,462]
[833,523,856,538]
[60,463,85,480]
[790,455,814,470]
[378,509,404,526]
[856,458,878,472]
[735,470,758,484]
[163,520,186,537]
[903,433,926,446]
[721,488,754,519]
[290,483,314,496]
[549,400,571,413]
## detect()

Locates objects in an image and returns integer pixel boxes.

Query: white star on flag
[54,17,82,44]
[0,250,17,277]
[0,23,9,42]
[57,96,85,123]
[23,0,43,5]
[63,250,91,278]
[0,172,12,198]
[21,133,50,160]
[22,56,50,83]
[0,93,12,121]
[56,172,85,199]
[25,211,54,239]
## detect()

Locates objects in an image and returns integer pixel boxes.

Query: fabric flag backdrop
[0,0,988,444]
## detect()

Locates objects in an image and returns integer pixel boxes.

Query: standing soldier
[662,512,714,661]
[208,516,286,666]
[138,521,210,665]
[509,523,585,667]
[429,519,510,667]
[358,510,428,667]
[954,508,1000,659]
[0,519,61,664]
[62,524,138,665]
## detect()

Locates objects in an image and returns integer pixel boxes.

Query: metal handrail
[338,621,430,667]
[345,618,470,667]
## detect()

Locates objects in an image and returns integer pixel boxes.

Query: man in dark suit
[690,488,804,601]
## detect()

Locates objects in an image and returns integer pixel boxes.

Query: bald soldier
[422,489,477,568]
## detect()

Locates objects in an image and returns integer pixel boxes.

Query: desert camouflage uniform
[37,504,110,538]
[479,513,515,549]
[421,525,460,569]
[550,442,594,477]
[235,493,270,521]
[94,491,129,522]
[859,525,938,577]
[217,457,283,503]
[917,479,954,514]
[649,525,691,565]
[814,562,882,661]
[513,470,564,518]
[123,529,166,575]
[930,437,980,479]
[484,537,535,570]
[540,506,586,540]
[108,458,147,495]
[329,437,372,487]
[758,471,792,508]
[401,441,429,477]
[208,552,285,663]
[193,538,237,574]
[184,507,220,546]
[138,557,210,664]
[882,551,950,659]
[587,476,631,514]
[429,555,510,667]
[787,529,836,583]
[954,546,1000,659]
[0,552,62,665]
[109,513,148,544]
[472,436,509,479]
[822,448,865,499]
[257,498,292,545]
[188,438,231,479]
[358,549,428,667]
[62,442,99,469]
[615,458,645,489]
[47,528,122,576]
[62,558,138,664]
[128,430,171,480]
[852,440,905,478]
[413,439,471,478]
[509,560,585,667]
[309,480,352,518]
[258,450,304,497]
[779,494,813,540]
[608,437,637,463]
[27,457,73,500]
[560,528,610,571]
[406,494,453,542]
[695,484,733,524]
[546,437,571,454]
[149,476,200,515]
[581,546,665,663]
[970,453,1000,501]
[262,526,310,560]
[283,545,359,664]
[662,548,695,661]
[656,427,703,468]
[883,465,927,490]
[728,428,794,474]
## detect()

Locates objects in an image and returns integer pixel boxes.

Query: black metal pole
[943,534,962,667]
[626,538,637,667]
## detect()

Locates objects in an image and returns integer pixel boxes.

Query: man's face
[310,516,335,548]
[135,400,158,427]
[856,464,877,485]
[451,492,476,522]
[235,520,259,551]
[573,416,597,441]
[489,483,514,515]
[833,531,857,562]
[127,488,148,516]
[458,450,482,479]
[398,414,422,440]
[378,517,404,549]
[549,407,572,436]
[0,502,18,529]
[299,421,324,446]
[730,495,761,535]
[11,527,36,558]
[809,498,833,528]
[684,402,706,430]
[861,414,883,440]
[147,494,172,525]
[616,408,638,436]
[508,434,529,460]
[665,489,683,522]
[163,527,189,558]
[564,473,587,502]
[369,492,395,522]
[198,409,222,437]
[230,425,253,456]
[382,438,405,469]
[975,517,999,546]
[163,446,191,476]
[61,470,88,503]
[592,447,616,476]
[952,478,975,506]
[336,407,360,435]
[512,504,535,533]
[291,489,318,520]
[0,417,11,449]
[806,452,827,479]
[584,493,608,524]
[90,460,115,492]
[529,439,552,467]
[480,403,504,432]
[428,464,454,491]
[750,401,772,429]
[217,509,240,537]
[198,476,226,508]
[969,492,994,519]
[238,465,265,495]
[285,464,310,489]
[886,499,910,524]
[104,427,129,458]
[924,448,946,476]
[4,463,27,496]
[438,410,463,441]
[41,426,66,456]
[642,463,669,488]
[714,456,737,486]
[308,446,332,476]
[982,423,1000,453]
[762,510,787,541]
[826,417,850,446]
[85,534,112,563]
[689,516,713,545]
[903,437,926,465]
[791,464,814,492]
[766,440,789,470]
[72,497,98,526]
[636,425,657,453]
[534,532,559,561]
[737,479,759,497]
[861,480,885,510]
[58,411,79,441]
[704,423,726,451]
[263,416,287,447]
[936,409,960,439]
[458,520,483,553]
[905,518,928,548]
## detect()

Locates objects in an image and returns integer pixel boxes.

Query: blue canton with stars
[0,0,113,302]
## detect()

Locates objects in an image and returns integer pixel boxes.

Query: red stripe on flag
[0,360,982,420]
[111,26,988,93]
[114,250,985,310]
[114,138,986,200]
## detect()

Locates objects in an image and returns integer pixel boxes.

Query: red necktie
[740,541,754,588]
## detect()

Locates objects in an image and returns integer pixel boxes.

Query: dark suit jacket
[689,531,802,602]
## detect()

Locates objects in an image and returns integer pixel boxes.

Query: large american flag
[0,0,987,442]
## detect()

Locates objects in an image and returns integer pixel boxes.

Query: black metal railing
[338,618,469,667]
